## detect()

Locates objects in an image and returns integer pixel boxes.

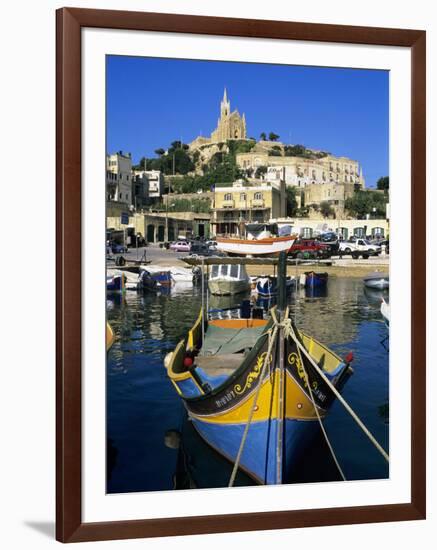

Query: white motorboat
[363,271,389,289]
[208,264,251,296]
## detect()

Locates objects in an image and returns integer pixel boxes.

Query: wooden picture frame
[56,7,426,542]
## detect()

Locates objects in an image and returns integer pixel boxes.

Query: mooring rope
[289,323,347,481]
[287,319,390,464]
[201,259,205,356]
[228,313,388,488]
[228,325,279,487]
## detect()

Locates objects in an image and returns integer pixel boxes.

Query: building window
[354,227,365,238]
[126,194,128,200]
[224,193,232,201]
[254,192,263,200]
[338,227,349,240]
[119,193,122,199]
[372,227,385,237]
[301,227,313,238]
[240,193,246,201]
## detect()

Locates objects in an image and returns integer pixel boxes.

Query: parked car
[169,241,191,252]
[205,240,218,251]
[315,232,340,255]
[111,242,128,254]
[288,239,331,259]
[189,243,225,257]
[338,238,382,258]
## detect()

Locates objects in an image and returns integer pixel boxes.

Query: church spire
[220,87,230,118]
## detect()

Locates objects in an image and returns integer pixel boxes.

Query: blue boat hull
[106,275,125,293]
[191,417,320,484]
[305,272,328,288]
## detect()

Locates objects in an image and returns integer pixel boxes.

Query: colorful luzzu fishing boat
[165,305,353,484]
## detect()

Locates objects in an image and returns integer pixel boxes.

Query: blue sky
[107,56,389,187]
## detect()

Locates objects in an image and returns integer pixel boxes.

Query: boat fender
[345,352,354,364]
[163,352,173,369]
[183,356,194,368]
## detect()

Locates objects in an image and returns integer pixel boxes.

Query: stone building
[132,169,164,199]
[270,217,389,240]
[189,89,246,150]
[239,152,365,189]
[106,211,211,243]
[211,180,286,236]
[303,182,356,216]
[106,151,133,205]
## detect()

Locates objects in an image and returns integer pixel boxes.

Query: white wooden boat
[216,234,296,256]
[208,264,251,296]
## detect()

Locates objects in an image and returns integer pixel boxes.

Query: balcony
[221,200,235,208]
[252,199,265,208]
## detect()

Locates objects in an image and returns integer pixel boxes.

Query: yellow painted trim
[106,322,114,351]
[188,310,203,350]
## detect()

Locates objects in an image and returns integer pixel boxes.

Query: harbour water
[107,277,389,493]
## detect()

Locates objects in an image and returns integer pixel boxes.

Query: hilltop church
[189,89,247,150]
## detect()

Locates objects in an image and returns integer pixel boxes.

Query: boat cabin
[209,264,249,281]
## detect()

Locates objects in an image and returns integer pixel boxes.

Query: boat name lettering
[215,390,236,408]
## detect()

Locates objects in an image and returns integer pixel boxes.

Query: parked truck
[338,238,382,259]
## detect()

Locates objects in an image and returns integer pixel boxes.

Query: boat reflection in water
[363,286,389,305]
[304,284,328,299]
[168,413,344,489]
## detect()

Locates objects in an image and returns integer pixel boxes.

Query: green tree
[284,144,306,157]
[285,187,298,217]
[268,145,282,157]
[260,132,267,140]
[376,176,389,192]
[255,165,268,178]
[320,201,335,218]
[269,132,280,141]
[154,148,165,156]
[345,190,388,219]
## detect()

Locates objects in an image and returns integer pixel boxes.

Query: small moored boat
[302,271,328,288]
[216,223,297,257]
[363,272,389,290]
[138,270,158,292]
[256,276,295,298]
[106,272,127,293]
[208,264,251,296]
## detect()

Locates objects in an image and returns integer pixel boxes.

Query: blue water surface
[106,277,389,493]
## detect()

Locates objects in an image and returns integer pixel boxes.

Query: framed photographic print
[56,7,426,542]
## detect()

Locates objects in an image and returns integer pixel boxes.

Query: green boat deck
[200,323,266,356]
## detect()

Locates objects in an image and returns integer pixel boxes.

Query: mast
[277,251,287,315]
